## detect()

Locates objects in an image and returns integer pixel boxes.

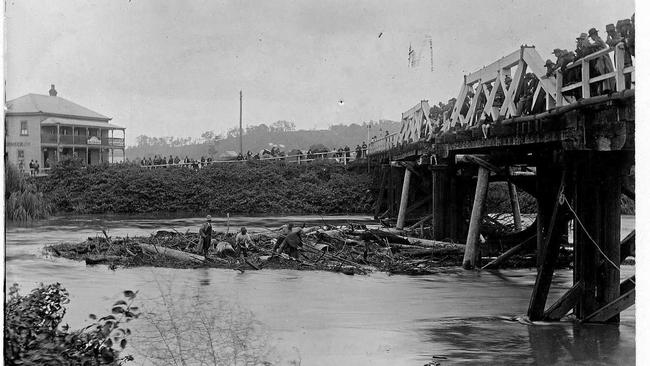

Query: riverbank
[35,159,374,215]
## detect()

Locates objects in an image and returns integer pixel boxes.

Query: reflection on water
[423,317,633,365]
[4,214,635,365]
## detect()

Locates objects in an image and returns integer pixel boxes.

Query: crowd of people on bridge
[137,142,370,169]
[546,15,634,101]
[420,14,635,141]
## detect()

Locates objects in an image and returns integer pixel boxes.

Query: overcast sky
[5,0,635,145]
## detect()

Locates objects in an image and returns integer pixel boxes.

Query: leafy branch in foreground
[4,283,140,365]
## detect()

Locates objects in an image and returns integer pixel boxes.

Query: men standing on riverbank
[199,215,213,256]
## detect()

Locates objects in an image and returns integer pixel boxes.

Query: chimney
[49,84,57,96]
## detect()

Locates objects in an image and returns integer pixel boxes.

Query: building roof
[5,94,110,121]
[41,117,125,130]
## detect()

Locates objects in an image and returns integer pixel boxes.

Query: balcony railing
[40,134,125,147]
[41,134,57,144]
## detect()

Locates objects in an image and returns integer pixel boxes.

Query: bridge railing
[556,43,634,106]
[138,150,365,169]
[368,133,399,155]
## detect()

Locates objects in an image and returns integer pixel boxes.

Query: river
[5,214,635,365]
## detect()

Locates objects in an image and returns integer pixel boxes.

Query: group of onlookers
[137,142,370,169]
[139,155,214,168]
[546,15,634,101]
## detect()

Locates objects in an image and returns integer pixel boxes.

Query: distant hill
[126,120,401,160]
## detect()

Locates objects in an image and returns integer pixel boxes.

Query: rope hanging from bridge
[559,191,635,285]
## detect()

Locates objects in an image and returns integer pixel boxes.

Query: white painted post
[581,59,590,99]
[615,45,625,91]
[396,168,412,229]
[555,71,563,107]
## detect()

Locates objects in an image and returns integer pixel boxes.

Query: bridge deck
[369,89,634,162]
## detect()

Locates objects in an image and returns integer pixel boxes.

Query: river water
[5,214,635,365]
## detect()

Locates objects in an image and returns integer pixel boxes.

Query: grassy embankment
[36,159,374,215]
[5,163,52,221]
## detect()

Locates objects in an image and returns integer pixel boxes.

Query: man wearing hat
[544,59,556,77]
[605,23,622,48]
[199,215,213,256]
[588,27,615,94]
[575,33,594,59]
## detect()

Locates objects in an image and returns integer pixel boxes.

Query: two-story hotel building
[5,85,125,172]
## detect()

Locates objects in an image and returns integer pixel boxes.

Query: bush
[4,283,139,365]
[37,160,374,214]
[5,163,52,221]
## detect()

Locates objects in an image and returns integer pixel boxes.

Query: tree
[136,135,151,147]
[201,131,215,143]
[270,120,296,132]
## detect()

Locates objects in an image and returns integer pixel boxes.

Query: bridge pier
[396,167,412,229]
[571,152,627,322]
[462,166,490,269]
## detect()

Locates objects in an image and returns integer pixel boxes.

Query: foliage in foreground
[4,283,139,365]
[37,158,374,214]
[5,163,52,221]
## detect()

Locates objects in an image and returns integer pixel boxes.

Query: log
[360,229,410,244]
[402,236,465,250]
[406,214,434,231]
[85,255,122,265]
[139,243,205,263]
[481,234,536,270]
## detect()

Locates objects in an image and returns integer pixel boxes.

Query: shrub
[4,283,140,365]
[5,163,52,221]
[37,160,374,214]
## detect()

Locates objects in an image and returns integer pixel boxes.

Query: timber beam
[543,281,584,321]
[582,288,635,323]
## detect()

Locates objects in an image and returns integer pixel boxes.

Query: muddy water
[5,214,635,365]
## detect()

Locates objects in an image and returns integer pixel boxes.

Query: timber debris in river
[44,222,562,274]
[44,224,471,275]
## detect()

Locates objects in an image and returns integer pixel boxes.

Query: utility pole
[239,90,243,155]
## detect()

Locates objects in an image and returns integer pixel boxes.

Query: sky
[5,0,635,146]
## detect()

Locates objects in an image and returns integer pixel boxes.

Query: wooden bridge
[368,44,635,323]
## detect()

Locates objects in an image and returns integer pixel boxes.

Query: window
[17,150,24,159]
[20,121,28,136]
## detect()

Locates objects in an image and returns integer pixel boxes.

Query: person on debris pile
[273,223,294,252]
[355,145,362,159]
[276,229,304,259]
[235,227,253,257]
[361,142,367,157]
[199,215,213,256]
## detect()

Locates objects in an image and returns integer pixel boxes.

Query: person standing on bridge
[199,215,213,256]
[588,27,615,95]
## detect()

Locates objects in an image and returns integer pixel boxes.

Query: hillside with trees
[126,120,400,161]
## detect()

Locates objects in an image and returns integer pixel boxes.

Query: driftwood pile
[45,224,468,275]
